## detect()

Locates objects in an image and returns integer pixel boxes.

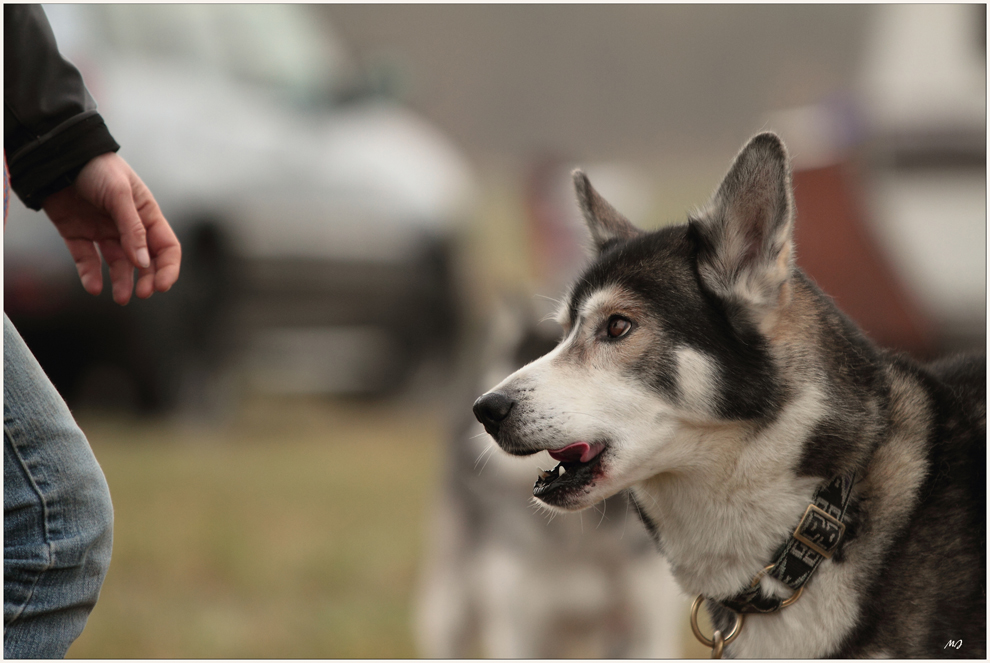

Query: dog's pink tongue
[548,441,602,464]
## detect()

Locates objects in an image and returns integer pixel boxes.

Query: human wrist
[8,113,120,210]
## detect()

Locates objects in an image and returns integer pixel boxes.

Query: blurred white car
[4,4,476,409]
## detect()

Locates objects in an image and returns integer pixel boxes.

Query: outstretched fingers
[137,191,181,294]
[64,238,104,296]
[104,176,151,270]
[135,264,156,300]
[98,238,135,305]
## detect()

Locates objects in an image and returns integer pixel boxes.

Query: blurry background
[3,4,984,658]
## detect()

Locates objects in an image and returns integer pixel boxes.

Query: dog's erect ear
[692,132,795,317]
[573,169,641,253]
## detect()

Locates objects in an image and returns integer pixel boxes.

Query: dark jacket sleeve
[4,4,119,210]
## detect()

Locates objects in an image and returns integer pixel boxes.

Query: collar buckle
[792,503,846,559]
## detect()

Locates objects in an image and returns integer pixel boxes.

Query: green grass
[66,396,443,659]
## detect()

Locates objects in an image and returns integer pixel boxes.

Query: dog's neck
[630,385,828,602]
[633,471,820,603]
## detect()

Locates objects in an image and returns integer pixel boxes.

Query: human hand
[42,152,181,305]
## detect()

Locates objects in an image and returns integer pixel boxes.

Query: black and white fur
[474,133,986,658]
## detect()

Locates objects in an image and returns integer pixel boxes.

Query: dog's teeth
[559,464,567,475]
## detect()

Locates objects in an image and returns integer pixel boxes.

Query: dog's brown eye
[606,316,632,339]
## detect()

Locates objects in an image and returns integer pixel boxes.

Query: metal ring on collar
[690,595,744,648]
[749,564,805,608]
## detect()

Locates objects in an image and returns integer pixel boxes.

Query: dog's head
[474,133,798,510]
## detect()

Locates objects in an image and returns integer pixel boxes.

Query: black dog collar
[719,473,855,614]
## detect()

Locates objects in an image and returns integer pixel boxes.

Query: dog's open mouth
[533,441,606,501]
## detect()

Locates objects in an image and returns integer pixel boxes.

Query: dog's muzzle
[473,391,514,437]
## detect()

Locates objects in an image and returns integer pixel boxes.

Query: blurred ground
[65,395,443,658]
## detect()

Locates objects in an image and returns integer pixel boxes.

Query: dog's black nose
[473,391,514,435]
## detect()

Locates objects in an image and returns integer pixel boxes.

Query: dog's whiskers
[474,443,497,474]
[595,499,608,530]
[530,498,560,524]
[533,293,563,307]
[621,493,640,541]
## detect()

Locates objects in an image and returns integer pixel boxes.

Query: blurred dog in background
[414,160,685,658]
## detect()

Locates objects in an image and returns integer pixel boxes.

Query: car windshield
[91,4,354,105]
[208,4,351,101]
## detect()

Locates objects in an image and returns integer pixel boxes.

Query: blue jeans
[4,314,113,658]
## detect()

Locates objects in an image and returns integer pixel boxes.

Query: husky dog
[473,133,986,658]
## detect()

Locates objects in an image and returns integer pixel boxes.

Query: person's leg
[4,314,113,658]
